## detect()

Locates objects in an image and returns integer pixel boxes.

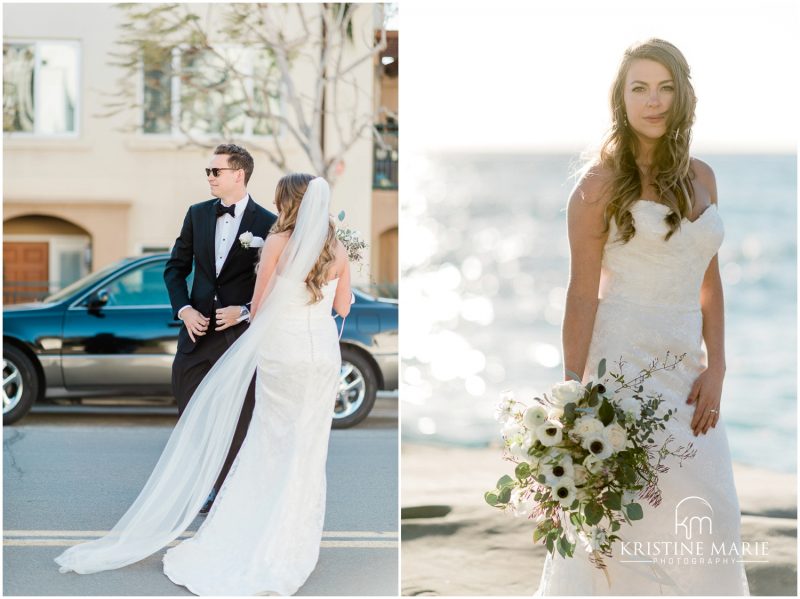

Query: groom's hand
[215,306,243,331]
[180,308,209,343]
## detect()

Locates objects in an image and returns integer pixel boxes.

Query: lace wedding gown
[54,177,339,595]
[162,277,341,595]
[537,200,750,595]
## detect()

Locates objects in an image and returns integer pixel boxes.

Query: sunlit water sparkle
[402,153,796,472]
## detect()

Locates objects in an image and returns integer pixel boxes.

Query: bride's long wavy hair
[269,172,337,303]
[597,38,697,242]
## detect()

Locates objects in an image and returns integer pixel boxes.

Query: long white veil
[55,177,332,574]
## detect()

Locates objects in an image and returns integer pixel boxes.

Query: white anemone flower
[540,452,574,485]
[551,477,577,507]
[536,420,563,447]
[582,432,614,460]
[523,404,548,429]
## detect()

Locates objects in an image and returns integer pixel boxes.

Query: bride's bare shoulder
[569,161,614,213]
[259,231,290,263]
[266,231,290,247]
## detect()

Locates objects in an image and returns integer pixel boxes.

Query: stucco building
[3,3,398,303]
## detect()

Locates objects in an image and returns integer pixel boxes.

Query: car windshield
[42,260,131,303]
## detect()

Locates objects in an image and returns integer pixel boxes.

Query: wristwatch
[237,305,251,323]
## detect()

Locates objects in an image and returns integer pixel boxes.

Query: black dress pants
[171,305,256,495]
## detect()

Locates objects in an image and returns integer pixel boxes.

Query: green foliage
[626,503,644,520]
[497,475,514,488]
[598,399,615,426]
[497,486,511,504]
[563,402,576,422]
[603,492,622,511]
[515,462,531,480]
[584,501,604,526]
[488,352,694,572]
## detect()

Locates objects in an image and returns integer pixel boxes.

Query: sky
[402,0,799,153]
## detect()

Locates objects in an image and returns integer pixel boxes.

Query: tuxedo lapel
[207,200,218,275]
[218,196,257,278]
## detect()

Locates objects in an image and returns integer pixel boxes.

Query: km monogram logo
[674,496,713,540]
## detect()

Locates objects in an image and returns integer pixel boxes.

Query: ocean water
[401,153,797,473]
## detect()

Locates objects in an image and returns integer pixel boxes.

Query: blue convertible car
[2,254,397,428]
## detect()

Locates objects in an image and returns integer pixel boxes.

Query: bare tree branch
[102,3,388,186]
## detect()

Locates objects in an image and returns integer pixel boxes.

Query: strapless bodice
[598,200,723,310]
[272,275,339,321]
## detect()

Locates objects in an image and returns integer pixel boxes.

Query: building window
[373,123,398,189]
[142,46,172,135]
[3,41,79,135]
[143,46,281,137]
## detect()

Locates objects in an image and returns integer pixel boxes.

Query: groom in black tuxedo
[164,143,276,513]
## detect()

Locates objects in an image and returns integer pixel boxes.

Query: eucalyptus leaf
[515,462,531,480]
[484,492,499,506]
[564,402,576,420]
[337,210,346,221]
[584,501,604,526]
[498,486,512,504]
[565,369,582,382]
[556,536,566,558]
[497,475,514,489]
[597,358,606,379]
[626,503,644,521]
[598,399,614,426]
[603,492,622,511]
[546,536,554,553]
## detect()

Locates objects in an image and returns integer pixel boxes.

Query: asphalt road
[3,400,398,595]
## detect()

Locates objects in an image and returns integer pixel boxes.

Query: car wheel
[333,347,378,429]
[3,345,39,425]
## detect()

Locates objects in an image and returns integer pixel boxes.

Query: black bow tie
[215,202,236,219]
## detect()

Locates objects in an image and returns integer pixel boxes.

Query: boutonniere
[239,232,265,249]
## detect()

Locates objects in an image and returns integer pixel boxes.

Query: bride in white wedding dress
[537,40,749,595]
[55,175,353,595]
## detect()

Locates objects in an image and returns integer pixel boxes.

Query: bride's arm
[688,161,725,436]
[332,240,352,318]
[562,166,609,381]
[249,233,289,321]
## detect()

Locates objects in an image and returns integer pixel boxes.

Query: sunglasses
[205,167,239,178]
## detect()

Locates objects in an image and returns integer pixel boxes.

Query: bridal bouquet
[485,354,696,570]
[335,210,368,264]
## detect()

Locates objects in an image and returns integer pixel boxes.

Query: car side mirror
[88,289,110,311]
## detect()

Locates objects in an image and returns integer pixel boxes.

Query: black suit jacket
[164,195,277,353]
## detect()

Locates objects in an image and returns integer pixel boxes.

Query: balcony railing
[373,124,398,190]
